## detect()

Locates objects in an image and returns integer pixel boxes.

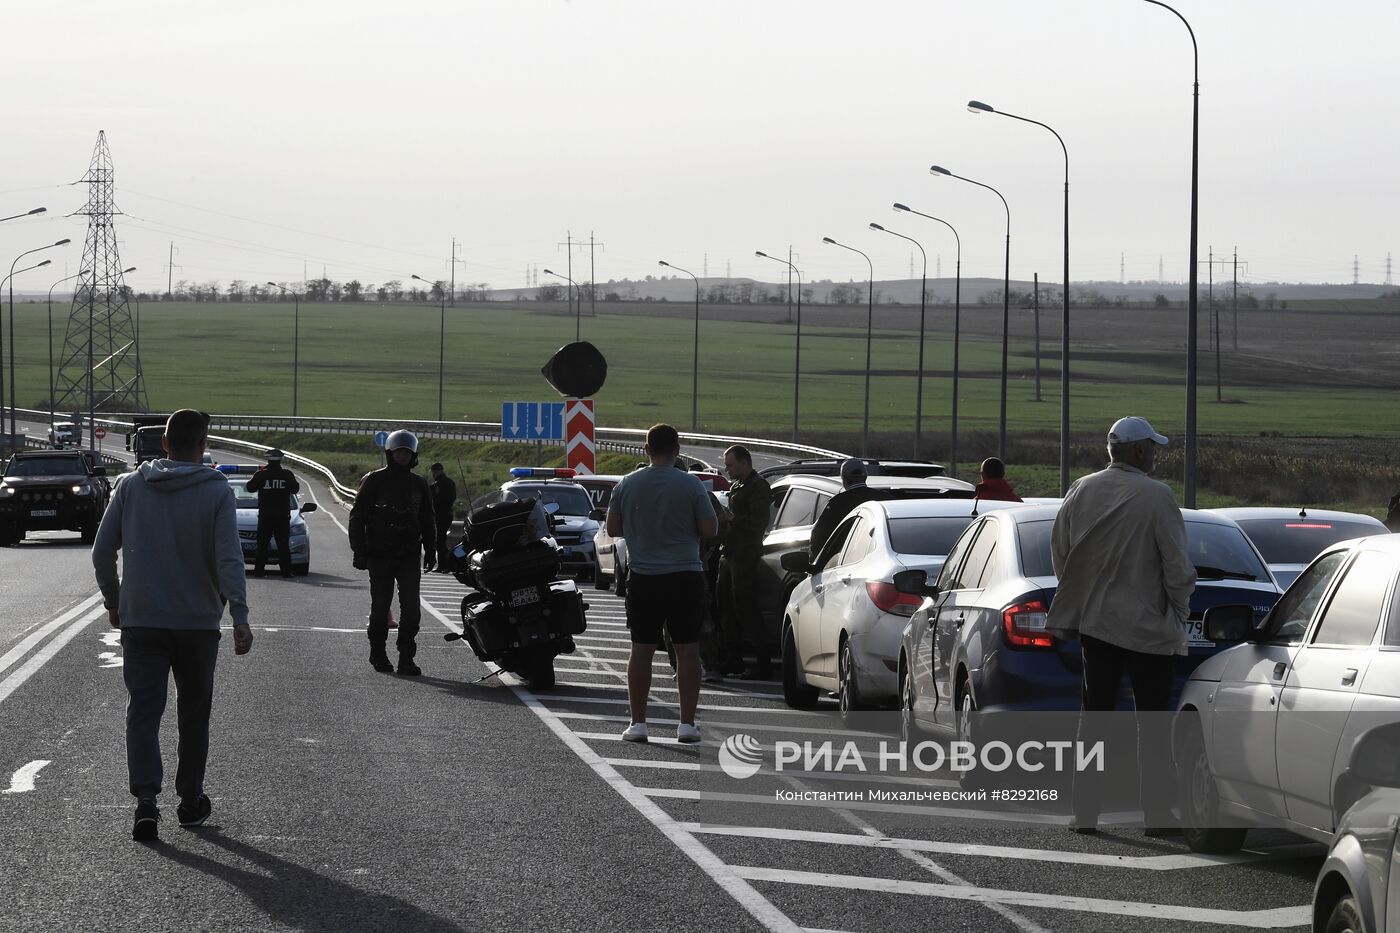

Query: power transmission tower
[1354,255,1360,286]
[588,231,605,317]
[450,237,465,306]
[1159,255,1164,283]
[1387,253,1393,286]
[165,242,180,297]
[55,131,146,417]
[703,253,708,278]
[1120,252,1125,284]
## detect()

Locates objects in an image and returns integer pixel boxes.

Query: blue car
[899,504,1282,741]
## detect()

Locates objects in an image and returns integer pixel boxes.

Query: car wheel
[838,637,865,718]
[594,569,611,591]
[781,624,819,710]
[80,521,97,545]
[1177,720,1247,854]
[291,563,310,577]
[899,659,921,745]
[615,565,629,598]
[1324,894,1363,933]
[955,678,976,747]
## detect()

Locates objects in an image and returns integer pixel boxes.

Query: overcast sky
[3,0,1395,294]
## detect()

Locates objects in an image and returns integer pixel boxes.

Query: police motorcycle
[444,497,588,689]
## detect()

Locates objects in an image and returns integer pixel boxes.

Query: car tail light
[866,581,923,617]
[1003,599,1052,648]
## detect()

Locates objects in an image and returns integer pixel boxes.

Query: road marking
[545,693,816,714]
[555,710,885,739]
[0,593,104,679]
[302,484,350,536]
[2,760,51,794]
[728,865,1311,929]
[0,604,106,708]
[97,651,122,669]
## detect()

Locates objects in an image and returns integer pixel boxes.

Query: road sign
[565,399,596,475]
[374,430,389,448]
[501,401,566,441]
[94,427,107,440]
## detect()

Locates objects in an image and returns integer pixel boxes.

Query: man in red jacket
[975,457,1023,502]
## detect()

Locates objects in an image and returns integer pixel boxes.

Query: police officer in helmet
[348,430,437,675]
[246,448,301,578]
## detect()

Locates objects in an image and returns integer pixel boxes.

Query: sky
[2,0,1396,295]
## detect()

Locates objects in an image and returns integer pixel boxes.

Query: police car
[219,465,317,575]
[472,468,601,580]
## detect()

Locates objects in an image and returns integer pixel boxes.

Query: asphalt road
[0,434,1326,933]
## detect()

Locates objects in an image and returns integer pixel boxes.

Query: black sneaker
[132,798,159,841]
[177,794,212,828]
[397,659,422,677]
[370,653,394,673]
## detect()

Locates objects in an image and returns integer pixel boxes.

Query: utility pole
[166,242,175,298]
[587,232,604,317]
[1033,273,1042,402]
[1353,255,1360,286]
[1120,252,1125,284]
[450,237,463,307]
[1232,247,1238,352]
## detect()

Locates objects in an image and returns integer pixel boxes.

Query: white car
[1207,506,1389,588]
[1175,533,1400,854]
[778,497,1028,714]
[226,470,317,575]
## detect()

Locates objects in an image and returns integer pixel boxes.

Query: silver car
[1208,506,1389,588]
[228,475,317,575]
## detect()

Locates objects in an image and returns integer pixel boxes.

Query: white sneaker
[621,722,648,743]
[676,723,701,744]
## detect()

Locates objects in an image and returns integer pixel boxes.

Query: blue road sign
[501,401,566,441]
[374,430,389,448]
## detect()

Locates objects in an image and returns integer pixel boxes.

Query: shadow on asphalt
[154,829,472,933]
[406,674,530,707]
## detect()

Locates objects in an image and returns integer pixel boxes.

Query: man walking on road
[350,430,436,675]
[607,424,718,744]
[713,444,772,680]
[246,448,300,577]
[92,409,253,841]
[429,462,457,572]
[1047,416,1196,836]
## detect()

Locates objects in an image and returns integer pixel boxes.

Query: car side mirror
[1349,722,1400,789]
[893,568,939,599]
[92,466,107,476]
[1203,604,1254,642]
[589,508,606,522]
[300,503,318,513]
[780,551,812,575]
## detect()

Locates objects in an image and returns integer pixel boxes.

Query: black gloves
[352,552,368,571]
[423,552,437,573]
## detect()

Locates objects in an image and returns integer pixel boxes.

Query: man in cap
[245,448,301,578]
[807,458,880,560]
[349,430,437,675]
[1047,416,1196,836]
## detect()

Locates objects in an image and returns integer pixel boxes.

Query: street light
[1140,0,1201,506]
[542,269,580,343]
[756,251,804,442]
[659,260,701,432]
[48,269,93,429]
[411,274,446,421]
[869,222,928,457]
[931,165,1011,459]
[7,239,70,435]
[0,207,46,224]
[968,99,1073,494]
[894,203,963,478]
[266,282,302,417]
[0,209,48,427]
[822,236,875,457]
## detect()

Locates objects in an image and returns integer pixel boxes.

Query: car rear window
[1017,520,1056,577]
[887,516,979,556]
[1235,518,1384,565]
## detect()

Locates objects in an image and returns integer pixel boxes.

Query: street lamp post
[411,275,446,421]
[48,269,93,429]
[266,283,302,417]
[8,239,70,435]
[756,252,803,442]
[1141,0,1201,507]
[930,165,1011,460]
[0,209,46,435]
[543,269,580,343]
[822,237,875,457]
[968,100,1073,494]
[658,260,701,432]
[869,222,927,456]
[895,203,962,478]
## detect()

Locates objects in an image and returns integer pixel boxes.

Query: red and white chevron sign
[565,398,596,475]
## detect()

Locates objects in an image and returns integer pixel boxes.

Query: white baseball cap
[1107,416,1168,446]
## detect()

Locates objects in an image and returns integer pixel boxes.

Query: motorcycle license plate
[31,509,57,518]
[510,585,541,608]
[1184,619,1214,647]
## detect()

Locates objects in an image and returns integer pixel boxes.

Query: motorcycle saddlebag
[469,540,562,597]
[461,596,510,660]
[466,498,538,552]
[544,581,588,636]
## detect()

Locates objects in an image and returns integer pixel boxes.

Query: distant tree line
[139,278,494,303]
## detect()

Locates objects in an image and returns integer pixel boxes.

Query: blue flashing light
[509,467,577,479]
[217,464,260,475]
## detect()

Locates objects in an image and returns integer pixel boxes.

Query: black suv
[0,449,112,545]
[758,457,948,481]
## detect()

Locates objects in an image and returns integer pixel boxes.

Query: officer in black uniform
[246,448,301,578]
[428,462,457,572]
[349,430,437,675]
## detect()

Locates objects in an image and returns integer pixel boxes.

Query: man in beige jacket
[1048,416,1196,835]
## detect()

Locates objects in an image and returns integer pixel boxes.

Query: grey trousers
[121,627,221,801]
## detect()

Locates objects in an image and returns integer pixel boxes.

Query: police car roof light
[508,467,577,479]
[217,464,260,475]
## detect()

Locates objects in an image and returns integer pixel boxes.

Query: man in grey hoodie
[92,409,252,841]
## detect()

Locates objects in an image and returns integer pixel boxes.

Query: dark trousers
[434,512,452,568]
[120,627,221,801]
[716,553,769,672]
[1072,633,1176,825]
[368,555,422,659]
[255,512,291,573]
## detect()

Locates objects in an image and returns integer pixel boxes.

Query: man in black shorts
[606,424,718,744]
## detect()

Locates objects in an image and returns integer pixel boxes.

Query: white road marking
[555,710,885,739]
[97,651,122,669]
[728,865,1311,929]
[678,824,1326,870]
[2,760,52,794]
[302,484,350,536]
[0,593,104,679]
[544,693,816,714]
[0,604,107,708]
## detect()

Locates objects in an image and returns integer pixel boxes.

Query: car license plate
[30,509,57,518]
[510,586,541,608]
[1184,619,1214,647]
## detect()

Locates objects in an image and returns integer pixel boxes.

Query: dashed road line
[0,602,107,708]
